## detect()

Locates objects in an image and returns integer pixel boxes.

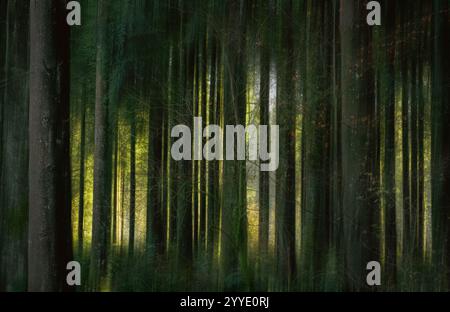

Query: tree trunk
[90,0,111,290]
[0,0,29,291]
[400,0,411,261]
[207,34,219,264]
[29,0,72,291]
[257,0,271,289]
[78,86,87,257]
[431,0,450,289]
[200,20,208,255]
[381,0,397,286]
[0,1,5,288]
[301,0,332,290]
[275,0,296,290]
[129,107,136,257]
[175,0,193,273]
[112,117,119,247]
[221,0,248,291]
[340,0,378,291]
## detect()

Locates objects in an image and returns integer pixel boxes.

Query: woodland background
[0,0,449,291]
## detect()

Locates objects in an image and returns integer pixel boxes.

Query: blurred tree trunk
[207,30,219,264]
[0,1,5,288]
[90,0,111,290]
[146,55,166,258]
[0,0,29,292]
[129,98,136,257]
[112,116,119,247]
[415,1,430,259]
[193,35,200,257]
[340,0,379,291]
[78,85,87,256]
[409,2,419,259]
[381,0,397,286]
[29,0,72,291]
[199,17,208,255]
[257,0,271,289]
[275,0,296,290]
[431,0,450,288]
[168,1,180,252]
[301,0,332,290]
[400,0,411,260]
[221,0,248,291]
[176,0,193,272]
[330,0,343,289]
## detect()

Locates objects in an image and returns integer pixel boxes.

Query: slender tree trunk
[0,0,29,291]
[400,1,411,261]
[207,34,219,264]
[145,1,168,258]
[200,20,208,255]
[431,0,450,289]
[221,0,248,291]
[301,0,332,290]
[382,0,397,286]
[0,1,6,288]
[330,0,343,289]
[416,3,429,259]
[410,19,419,258]
[168,42,179,253]
[129,106,136,257]
[120,161,126,253]
[146,61,166,257]
[90,0,111,290]
[257,0,271,289]
[193,42,200,257]
[112,118,119,246]
[78,86,87,257]
[275,0,296,290]
[175,0,193,273]
[362,2,380,281]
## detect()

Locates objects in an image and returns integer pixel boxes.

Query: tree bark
[29,0,72,291]
[431,0,450,288]
[257,0,271,289]
[301,0,332,290]
[90,0,111,290]
[275,0,296,290]
[78,85,87,257]
[0,0,29,292]
[340,0,379,291]
[221,0,248,291]
[129,106,136,257]
[381,0,397,287]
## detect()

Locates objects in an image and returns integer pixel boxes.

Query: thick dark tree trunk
[340,0,379,291]
[29,0,72,291]
[301,0,334,290]
[275,0,296,290]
